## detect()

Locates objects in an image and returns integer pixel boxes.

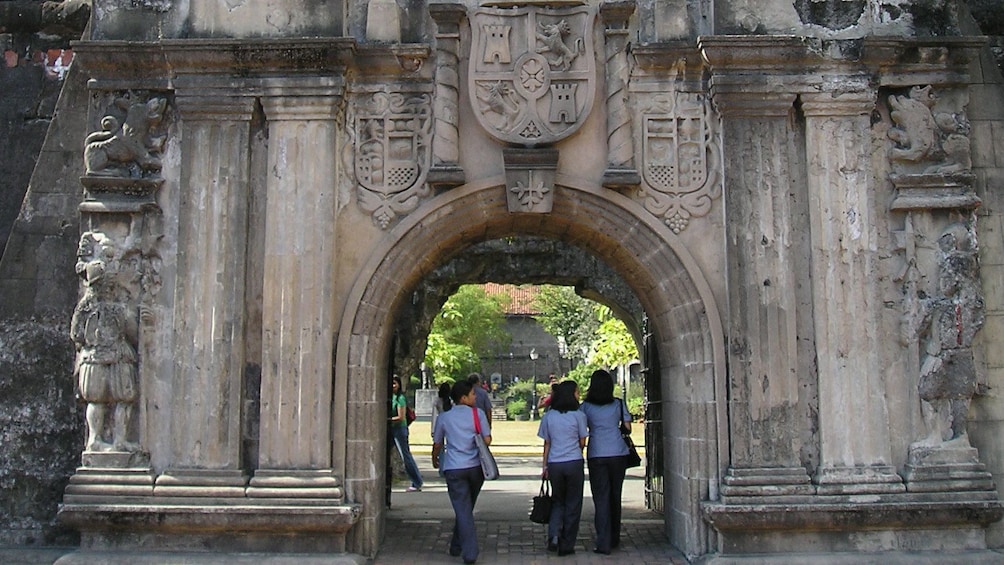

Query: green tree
[424,285,511,384]
[423,334,480,386]
[435,285,510,352]
[590,307,639,368]
[532,285,598,362]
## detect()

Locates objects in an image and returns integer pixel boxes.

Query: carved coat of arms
[639,93,722,233]
[353,92,432,228]
[469,5,596,146]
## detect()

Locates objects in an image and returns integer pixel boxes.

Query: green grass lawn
[409,418,645,448]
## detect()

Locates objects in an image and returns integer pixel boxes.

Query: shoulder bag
[472,406,500,480]
[529,477,552,524]
[619,399,642,468]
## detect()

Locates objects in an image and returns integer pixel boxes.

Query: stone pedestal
[905,443,998,494]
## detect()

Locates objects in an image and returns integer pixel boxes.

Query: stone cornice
[862,35,987,87]
[699,35,987,91]
[632,41,704,77]
[71,38,433,90]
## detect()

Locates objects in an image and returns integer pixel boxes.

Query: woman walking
[390,375,423,492]
[580,369,632,554]
[537,380,587,556]
[431,381,453,438]
[432,380,492,564]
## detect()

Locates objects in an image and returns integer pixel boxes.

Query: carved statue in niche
[71,231,144,453]
[904,223,986,447]
[84,95,167,178]
[887,85,972,175]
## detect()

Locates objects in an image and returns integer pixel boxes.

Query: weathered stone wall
[1,0,1004,559]
[0,321,79,547]
[961,1,1004,548]
[0,0,90,547]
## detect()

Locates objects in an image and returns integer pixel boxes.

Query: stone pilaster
[711,88,813,499]
[600,1,638,189]
[250,80,343,499]
[801,90,905,495]
[160,86,255,495]
[428,3,466,189]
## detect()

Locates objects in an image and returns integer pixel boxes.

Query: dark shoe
[558,549,575,556]
[449,548,461,557]
[463,559,476,565]
[611,539,620,549]
[593,548,611,555]
[547,542,557,552]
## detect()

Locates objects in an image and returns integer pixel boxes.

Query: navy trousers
[547,459,584,553]
[444,465,485,562]
[587,455,627,553]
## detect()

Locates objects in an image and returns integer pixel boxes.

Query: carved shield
[353,92,432,228]
[638,93,722,233]
[469,5,596,146]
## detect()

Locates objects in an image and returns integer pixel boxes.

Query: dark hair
[467,372,482,385]
[451,379,474,403]
[550,380,579,413]
[583,369,615,405]
[438,382,453,411]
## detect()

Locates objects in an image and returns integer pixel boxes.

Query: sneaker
[406,486,421,492]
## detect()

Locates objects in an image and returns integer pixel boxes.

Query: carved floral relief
[636,92,722,233]
[350,91,433,229]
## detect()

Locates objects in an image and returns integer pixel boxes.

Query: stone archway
[335,174,726,558]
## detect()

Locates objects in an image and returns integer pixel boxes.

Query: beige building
[3,0,1004,562]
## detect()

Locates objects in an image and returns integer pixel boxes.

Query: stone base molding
[704,496,1003,557]
[59,467,360,557]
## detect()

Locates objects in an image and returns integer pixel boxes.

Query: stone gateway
[2,0,1004,563]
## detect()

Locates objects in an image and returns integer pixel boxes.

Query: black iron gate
[642,316,663,513]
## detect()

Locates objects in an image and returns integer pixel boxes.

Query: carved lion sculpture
[536,19,583,71]
[84,96,167,177]
[887,85,938,163]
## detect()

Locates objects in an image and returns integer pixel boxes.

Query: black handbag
[529,478,552,524]
[619,400,642,468]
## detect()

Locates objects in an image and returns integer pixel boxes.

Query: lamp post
[529,348,539,420]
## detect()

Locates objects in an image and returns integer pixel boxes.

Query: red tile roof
[483,283,541,315]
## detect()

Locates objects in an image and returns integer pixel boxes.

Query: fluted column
[249,80,344,499]
[802,90,905,494]
[601,0,638,188]
[160,87,255,495]
[712,88,813,498]
[428,3,465,188]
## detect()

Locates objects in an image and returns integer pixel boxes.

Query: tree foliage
[590,307,638,368]
[424,285,511,384]
[532,285,598,361]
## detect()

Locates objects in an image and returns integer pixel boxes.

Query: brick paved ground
[377,455,688,565]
